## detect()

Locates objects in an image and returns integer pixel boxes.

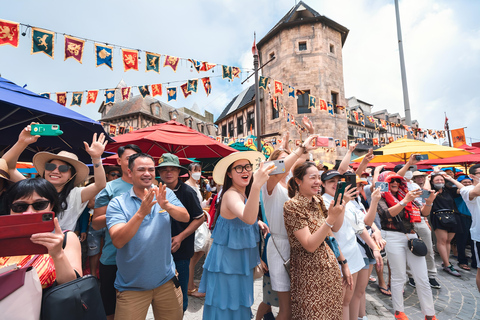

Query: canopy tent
[0,77,113,163]
[353,138,472,164]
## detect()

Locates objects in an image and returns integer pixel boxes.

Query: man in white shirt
[460,164,480,292]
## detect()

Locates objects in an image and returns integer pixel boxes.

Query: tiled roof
[100,95,176,121]
[215,85,255,124]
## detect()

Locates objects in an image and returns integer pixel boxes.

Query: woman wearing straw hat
[198,151,274,319]
[3,124,107,231]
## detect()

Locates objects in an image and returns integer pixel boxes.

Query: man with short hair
[460,164,480,292]
[107,153,189,320]
[91,144,142,320]
[455,175,476,270]
[157,153,204,312]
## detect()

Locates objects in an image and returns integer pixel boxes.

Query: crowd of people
[1,121,480,320]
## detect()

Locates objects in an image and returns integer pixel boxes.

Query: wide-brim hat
[356,177,368,185]
[412,171,427,178]
[156,153,188,175]
[0,159,11,182]
[33,151,89,186]
[213,151,265,185]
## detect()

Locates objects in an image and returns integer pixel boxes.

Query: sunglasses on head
[45,162,71,173]
[109,172,121,177]
[232,164,253,173]
[390,178,402,184]
[11,200,50,213]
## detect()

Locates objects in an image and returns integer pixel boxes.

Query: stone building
[98,80,215,136]
[216,1,350,163]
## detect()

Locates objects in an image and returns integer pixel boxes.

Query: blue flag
[95,44,113,70]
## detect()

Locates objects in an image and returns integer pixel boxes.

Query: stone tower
[257,1,349,163]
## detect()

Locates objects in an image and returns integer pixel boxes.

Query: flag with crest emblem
[274,81,283,95]
[164,55,180,72]
[187,79,198,93]
[31,28,54,58]
[167,87,177,101]
[122,49,138,71]
[138,85,150,98]
[95,44,113,70]
[71,92,83,107]
[222,65,233,80]
[64,35,85,63]
[0,19,19,47]
[202,77,211,96]
[259,76,268,90]
[288,86,295,98]
[181,83,192,98]
[86,90,98,104]
[151,84,162,97]
[121,87,131,100]
[232,67,241,79]
[105,89,115,104]
[319,99,327,111]
[308,95,316,110]
[146,52,161,73]
[56,92,67,106]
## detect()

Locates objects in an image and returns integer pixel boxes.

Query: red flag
[444,115,449,130]
[180,83,192,98]
[251,38,258,55]
[341,140,347,147]
[319,99,327,111]
[373,138,379,146]
[122,49,138,71]
[118,126,125,135]
[216,136,221,142]
[201,62,216,71]
[274,81,283,95]
[121,87,131,100]
[151,84,162,97]
[202,77,212,96]
[56,92,67,106]
[232,67,241,79]
[109,124,117,136]
[86,90,98,104]
[451,128,466,148]
[0,19,19,47]
[128,126,133,133]
[164,55,180,72]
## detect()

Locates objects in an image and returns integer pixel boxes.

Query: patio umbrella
[0,77,113,163]
[352,138,472,164]
[105,120,236,159]
[102,153,194,166]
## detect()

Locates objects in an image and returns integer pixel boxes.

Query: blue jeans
[174,259,190,312]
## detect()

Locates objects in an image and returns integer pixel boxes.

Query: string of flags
[0,18,247,99]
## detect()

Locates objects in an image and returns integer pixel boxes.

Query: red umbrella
[105,120,236,159]
[103,153,194,166]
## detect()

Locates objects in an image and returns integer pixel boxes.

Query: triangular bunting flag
[222,65,233,80]
[288,86,295,98]
[201,62,216,71]
[180,83,192,98]
[232,67,241,79]
[187,79,198,93]
[319,99,327,111]
[274,80,283,95]
[259,76,268,90]
[40,92,50,99]
[31,27,54,58]
[105,89,115,103]
[308,95,316,110]
[188,59,202,72]
[327,103,334,116]
[202,77,212,96]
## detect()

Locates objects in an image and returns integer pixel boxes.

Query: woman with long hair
[198,151,273,319]
[4,124,107,231]
[284,162,352,320]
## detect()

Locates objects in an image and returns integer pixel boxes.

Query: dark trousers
[174,259,190,312]
[457,214,476,267]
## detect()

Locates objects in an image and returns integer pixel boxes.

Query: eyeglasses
[11,200,51,213]
[45,162,71,173]
[109,172,121,177]
[232,164,253,173]
[390,178,402,184]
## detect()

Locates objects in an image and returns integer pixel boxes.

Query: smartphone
[265,160,286,176]
[344,172,357,191]
[0,212,55,257]
[373,150,384,155]
[315,137,329,147]
[31,124,63,136]
[420,189,431,199]
[415,154,429,161]
[334,181,346,206]
[375,181,389,192]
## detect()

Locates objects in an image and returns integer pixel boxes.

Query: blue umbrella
[0,77,113,163]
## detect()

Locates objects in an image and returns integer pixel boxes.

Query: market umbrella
[352,138,472,164]
[102,153,194,166]
[0,77,113,163]
[105,120,236,159]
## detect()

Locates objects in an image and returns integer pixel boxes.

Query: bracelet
[425,203,433,207]
[294,148,302,157]
[399,200,407,206]
[338,259,347,265]
[324,220,334,228]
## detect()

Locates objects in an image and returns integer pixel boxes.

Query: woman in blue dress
[199,151,273,319]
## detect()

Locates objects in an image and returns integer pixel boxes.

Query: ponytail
[287,176,298,198]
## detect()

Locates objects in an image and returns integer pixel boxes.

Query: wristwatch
[338,259,348,265]
[399,201,407,206]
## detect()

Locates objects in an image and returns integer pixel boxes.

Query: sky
[1,0,479,144]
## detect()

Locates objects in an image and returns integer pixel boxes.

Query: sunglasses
[390,178,402,184]
[109,172,121,177]
[232,164,253,173]
[11,200,51,213]
[45,162,71,173]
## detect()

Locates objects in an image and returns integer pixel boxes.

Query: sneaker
[425,316,437,320]
[429,278,441,289]
[443,264,461,277]
[408,277,416,288]
[395,311,409,319]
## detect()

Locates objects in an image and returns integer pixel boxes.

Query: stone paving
[146,252,480,319]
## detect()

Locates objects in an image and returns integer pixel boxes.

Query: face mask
[366,176,373,184]
[404,171,413,180]
[433,183,444,189]
[191,172,201,181]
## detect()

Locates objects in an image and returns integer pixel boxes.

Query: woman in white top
[4,124,107,231]
[261,134,317,320]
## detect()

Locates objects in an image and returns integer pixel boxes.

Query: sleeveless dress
[199,215,260,319]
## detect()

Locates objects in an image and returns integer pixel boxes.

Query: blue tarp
[0,77,113,163]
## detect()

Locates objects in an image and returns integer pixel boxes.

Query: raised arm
[355,148,374,177]
[397,154,419,178]
[364,187,381,226]
[338,143,357,174]
[80,133,107,203]
[156,183,189,223]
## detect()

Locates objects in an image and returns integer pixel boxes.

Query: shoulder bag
[271,235,290,278]
[396,215,427,257]
[433,209,457,228]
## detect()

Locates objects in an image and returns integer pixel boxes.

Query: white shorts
[266,236,291,292]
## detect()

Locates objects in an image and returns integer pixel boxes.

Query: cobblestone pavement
[146,252,480,319]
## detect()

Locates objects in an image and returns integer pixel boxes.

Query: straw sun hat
[33,151,89,186]
[212,151,265,185]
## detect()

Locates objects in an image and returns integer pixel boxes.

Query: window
[298,41,307,51]
[155,106,160,116]
[221,124,227,137]
[199,124,204,133]
[247,111,255,133]
[271,100,279,119]
[269,52,275,60]
[331,92,338,114]
[330,44,335,54]
[237,117,244,135]
[189,119,193,128]
[228,122,234,137]
[348,127,354,137]
[297,90,311,114]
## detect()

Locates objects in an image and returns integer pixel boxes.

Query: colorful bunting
[119,126,125,135]
[0,19,19,47]
[201,62,216,71]
[319,99,327,111]
[109,124,116,136]
[180,83,192,98]
[296,89,305,96]
[64,35,84,63]
[388,136,394,143]
[360,114,365,126]
[341,140,347,147]
[222,65,233,80]
[95,44,113,70]
[202,77,211,96]
[187,79,198,93]
[105,89,115,104]
[259,76,268,90]
[56,92,66,106]
[167,87,177,101]
[121,87,131,101]
[86,90,98,104]
[288,86,295,98]
[138,85,150,98]
[327,103,334,116]
[40,92,50,99]
[308,95,316,110]
[274,80,283,95]
[151,84,162,97]
[232,67,241,79]
[146,52,161,73]
[373,138,379,146]
[272,97,277,110]
[164,55,180,72]
[189,59,202,72]
[122,49,138,72]
[71,92,83,106]
[335,139,340,147]
[31,27,54,58]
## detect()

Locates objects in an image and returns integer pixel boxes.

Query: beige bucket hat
[33,151,89,186]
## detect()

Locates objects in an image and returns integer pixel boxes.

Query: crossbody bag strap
[270,235,287,263]
[24,254,40,268]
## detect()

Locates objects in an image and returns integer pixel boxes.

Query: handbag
[0,255,42,320]
[434,209,457,228]
[396,216,427,257]
[41,271,106,320]
[253,264,264,279]
[271,235,290,278]
[325,236,341,258]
